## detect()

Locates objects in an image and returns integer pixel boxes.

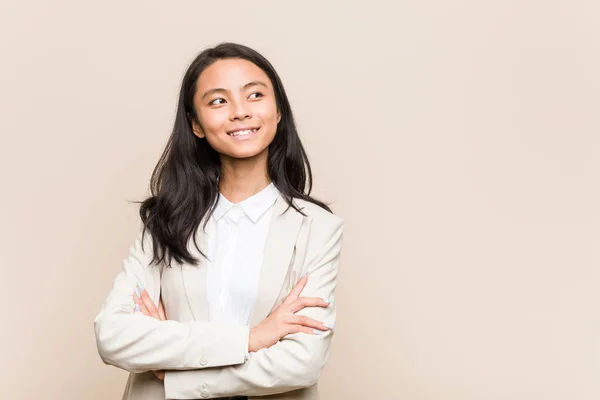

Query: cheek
[198,109,228,136]
[255,102,280,126]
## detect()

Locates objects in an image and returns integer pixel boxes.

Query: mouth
[227,127,260,137]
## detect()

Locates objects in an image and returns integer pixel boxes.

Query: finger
[132,288,143,306]
[133,285,142,299]
[287,315,330,331]
[139,302,151,317]
[153,370,165,381]
[158,299,167,321]
[289,296,330,313]
[282,274,309,305]
[139,284,161,319]
[132,295,143,312]
[132,294,152,316]
[134,292,157,319]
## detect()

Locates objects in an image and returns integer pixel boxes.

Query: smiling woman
[94,42,344,400]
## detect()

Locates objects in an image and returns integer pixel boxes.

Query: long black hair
[138,42,331,267]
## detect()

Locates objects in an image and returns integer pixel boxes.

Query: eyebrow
[201,80,269,100]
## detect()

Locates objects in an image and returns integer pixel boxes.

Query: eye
[248,92,263,100]
[209,98,226,106]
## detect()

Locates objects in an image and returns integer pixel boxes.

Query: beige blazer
[94,194,344,400]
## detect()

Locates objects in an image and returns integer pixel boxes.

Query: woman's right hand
[248,274,331,353]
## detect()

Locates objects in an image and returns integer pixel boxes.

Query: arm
[163,217,344,399]
[94,228,249,373]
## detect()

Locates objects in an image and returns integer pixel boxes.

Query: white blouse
[206,182,279,326]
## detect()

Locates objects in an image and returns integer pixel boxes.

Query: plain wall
[1,1,599,399]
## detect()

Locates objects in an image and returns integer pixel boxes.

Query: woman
[94,42,344,400]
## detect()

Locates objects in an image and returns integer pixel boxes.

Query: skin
[133,58,330,381]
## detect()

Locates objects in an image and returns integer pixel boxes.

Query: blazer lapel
[181,217,212,321]
[249,195,304,327]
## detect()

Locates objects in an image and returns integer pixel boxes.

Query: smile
[227,127,259,138]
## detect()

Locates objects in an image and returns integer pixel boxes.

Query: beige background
[1,1,599,399]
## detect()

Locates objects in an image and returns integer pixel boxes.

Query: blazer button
[200,356,208,366]
[201,383,207,390]
[201,390,210,398]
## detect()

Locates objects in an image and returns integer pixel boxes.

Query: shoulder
[293,198,344,234]
[292,198,344,264]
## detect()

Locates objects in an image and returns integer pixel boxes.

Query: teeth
[229,129,257,137]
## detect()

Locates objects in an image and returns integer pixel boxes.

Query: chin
[223,146,269,160]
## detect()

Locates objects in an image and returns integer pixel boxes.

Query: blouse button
[200,356,208,366]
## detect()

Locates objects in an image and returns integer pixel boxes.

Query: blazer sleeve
[94,228,250,374]
[163,216,344,399]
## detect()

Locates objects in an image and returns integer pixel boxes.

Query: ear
[276,110,281,124]
[191,117,206,139]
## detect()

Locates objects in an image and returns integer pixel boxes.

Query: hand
[132,283,166,381]
[248,274,331,353]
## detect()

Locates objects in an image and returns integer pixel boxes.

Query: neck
[219,152,271,203]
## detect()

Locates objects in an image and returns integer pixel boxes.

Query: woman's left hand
[133,283,166,381]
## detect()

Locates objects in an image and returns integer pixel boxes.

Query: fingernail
[135,288,141,298]
[301,272,308,279]
[322,298,331,304]
[324,323,334,330]
[138,282,145,291]
[313,329,326,334]
[135,304,141,312]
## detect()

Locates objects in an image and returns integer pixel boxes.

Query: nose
[229,99,252,121]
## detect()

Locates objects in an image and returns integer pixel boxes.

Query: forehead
[196,58,272,91]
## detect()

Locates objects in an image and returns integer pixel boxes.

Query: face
[191,58,281,160]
